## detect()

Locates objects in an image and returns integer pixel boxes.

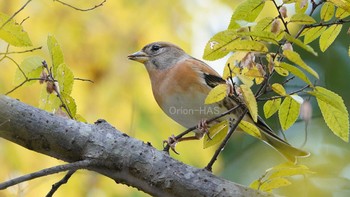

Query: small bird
[128,41,309,162]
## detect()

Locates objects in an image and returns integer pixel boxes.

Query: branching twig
[46,170,76,197]
[0,0,32,30]
[257,84,310,101]
[0,160,92,190]
[53,0,106,11]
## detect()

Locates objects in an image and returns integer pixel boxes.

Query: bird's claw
[163,134,179,154]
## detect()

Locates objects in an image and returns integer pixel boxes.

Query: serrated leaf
[240,84,258,122]
[271,83,286,96]
[284,33,317,55]
[283,50,319,79]
[203,120,228,148]
[47,35,64,75]
[239,120,261,138]
[278,62,313,86]
[55,63,74,95]
[237,75,254,87]
[321,2,335,22]
[0,13,32,47]
[328,0,350,13]
[308,86,349,142]
[259,177,291,192]
[61,93,77,118]
[319,24,342,52]
[302,26,327,44]
[229,40,268,53]
[289,13,316,24]
[236,31,280,45]
[264,98,282,118]
[335,7,350,19]
[205,84,228,104]
[279,96,301,130]
[14,56,44,85]
[254,17,275,32]
[228,0,265,29]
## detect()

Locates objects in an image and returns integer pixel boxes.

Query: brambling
[128,41,309,162]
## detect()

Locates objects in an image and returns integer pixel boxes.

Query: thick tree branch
[0,95,272,197]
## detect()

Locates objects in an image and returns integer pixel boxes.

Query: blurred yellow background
[1,0,350,196]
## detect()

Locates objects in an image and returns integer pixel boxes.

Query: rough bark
[0,95,272,197]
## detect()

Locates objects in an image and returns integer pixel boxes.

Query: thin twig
[53,0,106,11]
[0,160,92,190]
[205,108,248,171]
[74,77,94,83]
[0,46,42,55]
[256,84,310,101]
[0,0,32,30]
[46,170,76,197]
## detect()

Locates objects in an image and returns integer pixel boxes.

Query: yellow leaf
[335,7,350,19]
[249,179,261,190]
[271,83,286,96]
[284,33,317,55]
[267,162,314,179]
[203,120,229,148]
[319,24,342,52]
[203,30,238,61]
[205,84,228,104]
[240,84,258,122]
[295,0,308,14]
[228,40,269,53]
[302,26,327,44]
[274,61,289,76]
[279,96,301,130]
[289,13,316,24]
[321,2,335,22]
[309,86,349,142]
[239,120,261,138]
[264,98,282,118]
[237,75,254,87]
[259,177,291,192]
[283,50,319,79]
[278,62,313,86]
[328,0,350,13]
[254,17,275,32]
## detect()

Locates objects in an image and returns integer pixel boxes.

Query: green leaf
[283,50,319,79]
[228,0,265,29]
[308,86,349,142]
[279,96,301,130]
[284,33,317,55]
[61,93,77,118]
[55,63,74,95]
[254,17,275,32]
[335,7,350,19]
[203,31,268,60]
[240,84,258,122]
[321,2,335,22]
[271,83,286,96]
[328,0,350,13]
[278,62,313,86]
[203,30,238,61]
[205,84,228,104]
[239,120,261,138]
[0,13,32,47]
[274,61,289,76]
[47,35,64,75]
[203,120,229,148]
[302,26,327,44]
[14,56,44,85]
[236,31,280,44]
[295,0,308,13]
[264,98,282,119]
[289,13,316,24]
[319,24,342,52]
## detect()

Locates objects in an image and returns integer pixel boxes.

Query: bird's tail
[255,116,310,162]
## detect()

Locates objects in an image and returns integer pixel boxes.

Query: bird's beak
[127,51,149,63]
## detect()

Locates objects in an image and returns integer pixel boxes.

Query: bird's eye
[151,45,161,51]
